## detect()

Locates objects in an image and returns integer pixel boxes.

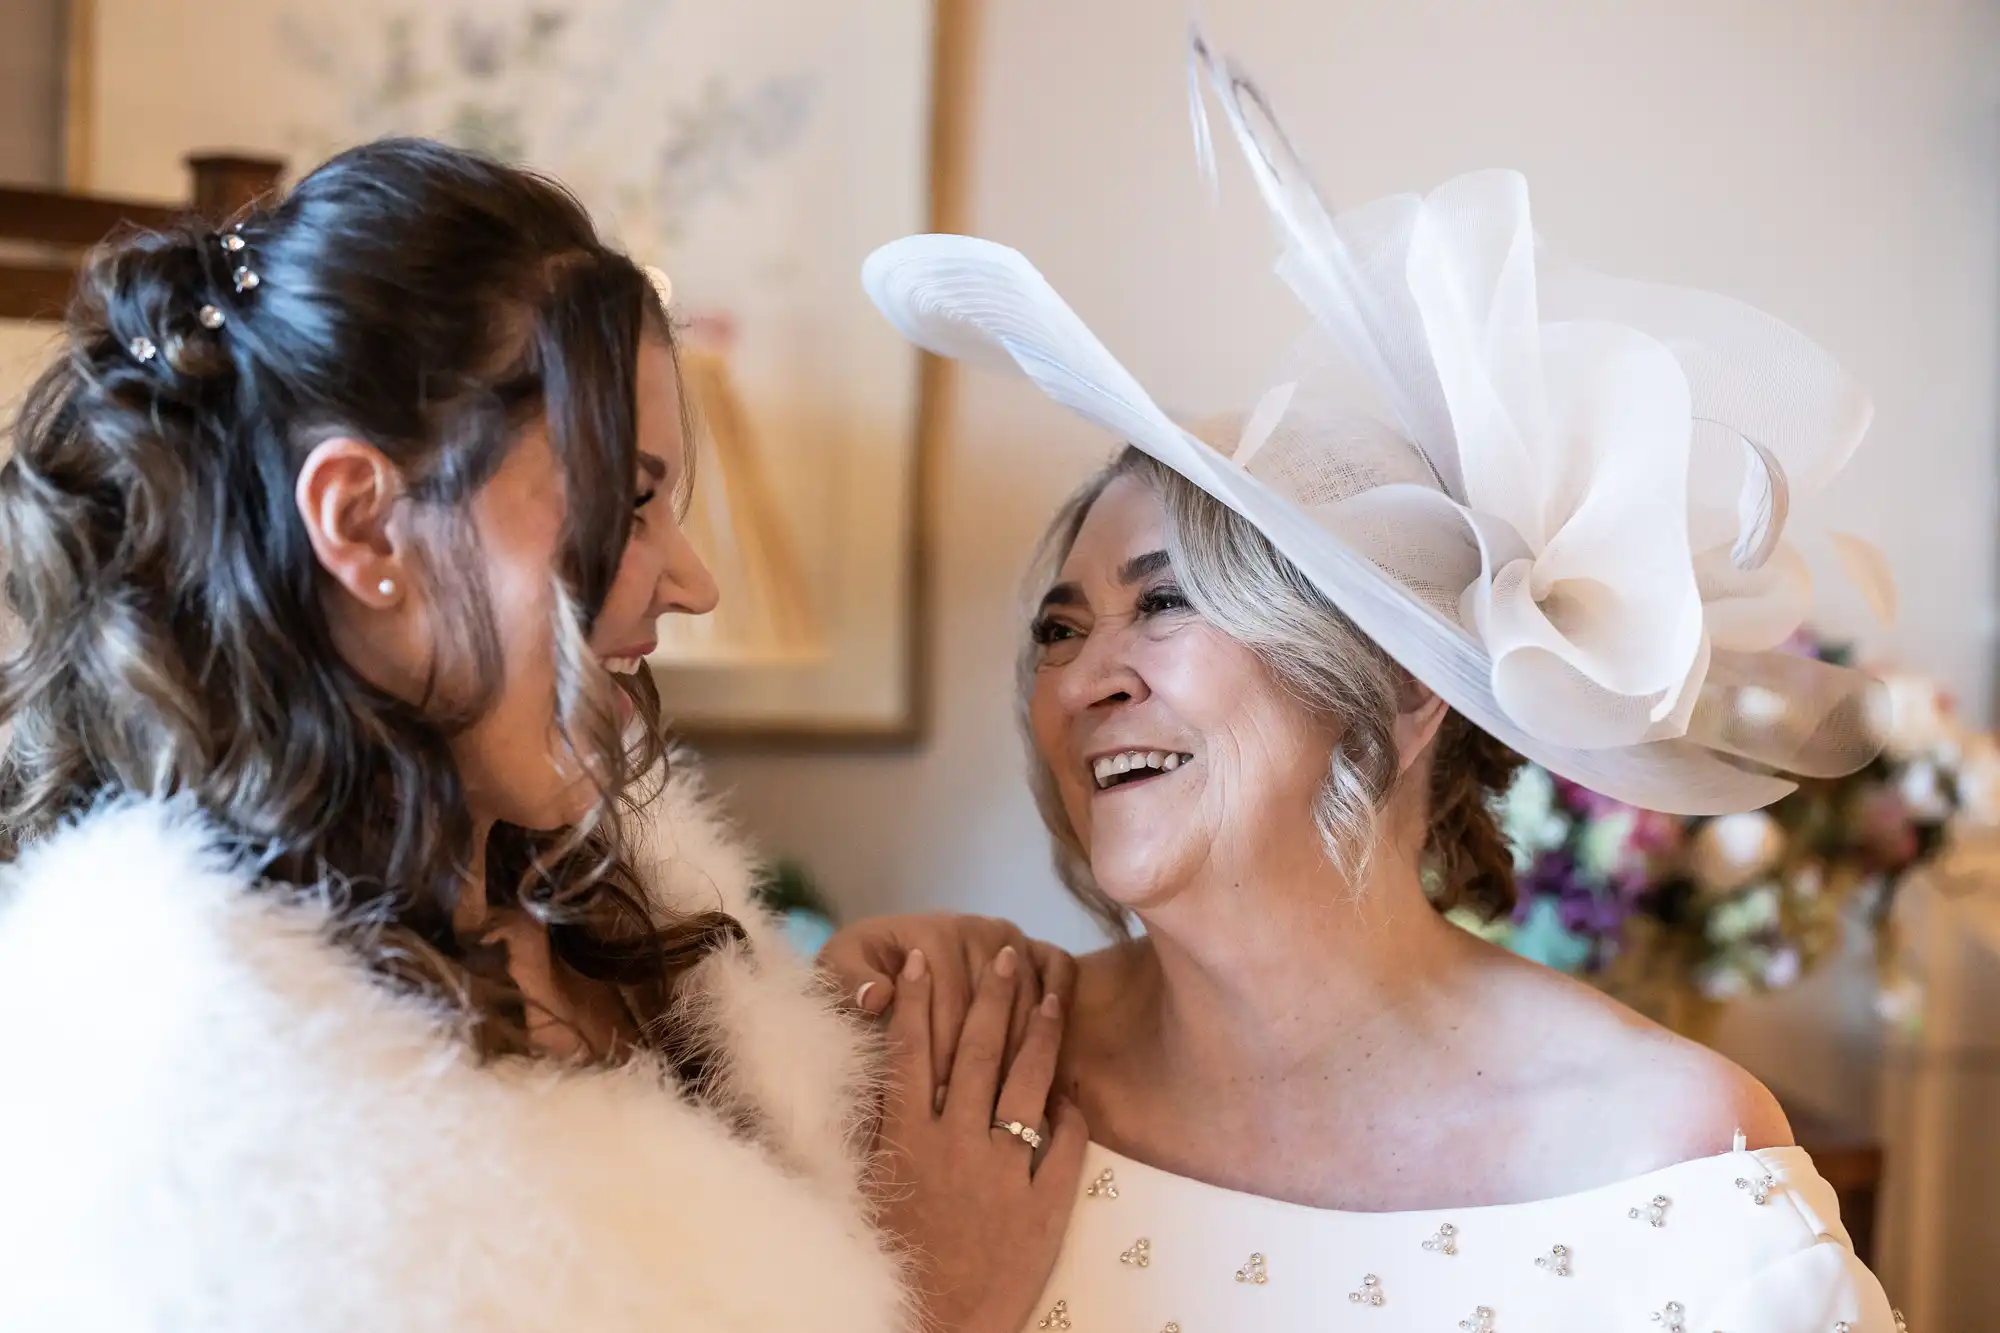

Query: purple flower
[1778,628,1825,660]
[1516,850,1635,966]
[1553,777,1631,818]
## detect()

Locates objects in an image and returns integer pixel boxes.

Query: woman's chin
[1087,851,1190,915]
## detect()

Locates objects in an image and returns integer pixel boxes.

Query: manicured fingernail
[995,946,1018,978]
[1041,992,1061,1017]
[856,981,878,1010]
[933,1084,948,1114]
[902,949,927,981]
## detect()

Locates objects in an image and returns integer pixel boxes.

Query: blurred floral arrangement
[753,857,839,960]
[1461,633,2000,1023]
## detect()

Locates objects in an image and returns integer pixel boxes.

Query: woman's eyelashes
[1030,581,1191,661]
[631,484,660,527]
[1135,582,1190,617]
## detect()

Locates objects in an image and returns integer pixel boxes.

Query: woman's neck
[1155,860,1465,1073]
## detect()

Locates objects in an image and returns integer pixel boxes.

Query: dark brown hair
[0,137,738,1062]
[1020,446,1522,936]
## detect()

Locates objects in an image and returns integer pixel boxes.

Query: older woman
[836,36,1901,1333]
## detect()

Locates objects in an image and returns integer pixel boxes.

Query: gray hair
[1017,446,1410,938]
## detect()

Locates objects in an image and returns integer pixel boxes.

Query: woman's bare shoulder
[1477,950,1793,1175]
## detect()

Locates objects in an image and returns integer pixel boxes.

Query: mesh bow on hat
[862,33,1891,816]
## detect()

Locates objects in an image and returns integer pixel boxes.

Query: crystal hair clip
[220,225,260,295]
[126,224,261,363]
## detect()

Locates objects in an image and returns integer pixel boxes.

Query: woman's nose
[1056,622,1150,714]
[659,525,720,617]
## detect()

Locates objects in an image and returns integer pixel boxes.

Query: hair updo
[1019,446,1524,938]
[0,137,737,1062]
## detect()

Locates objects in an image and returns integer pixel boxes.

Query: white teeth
[1091,749,1193,789]
[602,656,643,676]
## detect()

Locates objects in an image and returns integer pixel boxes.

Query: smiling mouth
[1091,750,1194,792]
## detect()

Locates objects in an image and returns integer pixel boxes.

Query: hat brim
[865,233,1798,815]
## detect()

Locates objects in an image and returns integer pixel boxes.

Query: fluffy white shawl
[0,771,906,1332]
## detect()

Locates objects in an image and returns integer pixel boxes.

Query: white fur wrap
[0,770,906,1332]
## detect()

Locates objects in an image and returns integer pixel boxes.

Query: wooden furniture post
[0,152,284,321]
[185,155,284,221]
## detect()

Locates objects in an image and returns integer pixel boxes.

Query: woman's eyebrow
[1118,550,1170,585]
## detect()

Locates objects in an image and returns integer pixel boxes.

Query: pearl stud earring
[377,578,396,597]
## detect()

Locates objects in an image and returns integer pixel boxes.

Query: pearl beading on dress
[1038,1146,1880,1333]
[1629,1195,1671,1227]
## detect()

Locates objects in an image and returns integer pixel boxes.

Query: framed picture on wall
[67,0,954,745]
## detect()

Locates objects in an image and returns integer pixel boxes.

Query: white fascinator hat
[863,32,1892,816]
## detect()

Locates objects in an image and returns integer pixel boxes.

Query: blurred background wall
[0,0,64,187]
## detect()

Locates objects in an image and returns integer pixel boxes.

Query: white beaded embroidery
[1086,1169,1119,1199]
[1423,1222,1459,1255]
[1736,1172,1776,1205]
[1234,1252,1268,1285]
[1652,1301,1686,1331]
[1458,1305,1494,1332]
[1348,1274,1384,1306]
[1535,1244,1572,1276]
[1036,1300,1071,1330]
[1629,1194,1671,1227]
[1120,1238,1151,1268]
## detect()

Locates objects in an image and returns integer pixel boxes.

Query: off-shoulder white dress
[1027,1139,1898,1333]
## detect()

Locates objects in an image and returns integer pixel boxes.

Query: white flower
[1897,759,1952,823]
[1762,946,1802,989]
[1955,736,2000,828]
[1697,961,1752,1001]
[1881,672,1956,761]
[1742,883,1783,931]
[1576,808,1639,881]
[1705,883,1781,944]
[1500,766,1570,862]
[1876,976,1925,1033]
[1689,811,1785,893]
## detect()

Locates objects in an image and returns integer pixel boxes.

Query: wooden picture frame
[63,0,963,748]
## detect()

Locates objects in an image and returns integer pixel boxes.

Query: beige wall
[705,0,1999,1317]
[0,0,64,186]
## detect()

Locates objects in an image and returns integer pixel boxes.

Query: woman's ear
[294,436,409,609]
[1393,677,1451,777]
